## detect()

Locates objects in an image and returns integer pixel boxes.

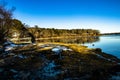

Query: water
[84,35,120,59]
[18,35,120,59]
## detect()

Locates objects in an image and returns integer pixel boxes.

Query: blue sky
[4,0,120,33]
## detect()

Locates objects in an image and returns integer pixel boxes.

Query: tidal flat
[0,43,120,80]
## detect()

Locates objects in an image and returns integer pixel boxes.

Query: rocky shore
[0,42,120,80]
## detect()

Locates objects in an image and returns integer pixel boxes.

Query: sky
[2,0,120,33]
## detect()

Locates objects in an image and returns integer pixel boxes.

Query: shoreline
[0,42,120,79]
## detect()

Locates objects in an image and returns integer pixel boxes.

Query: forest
[6,19,100,39]
[28,27,100,38]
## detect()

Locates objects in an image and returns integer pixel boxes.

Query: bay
[84,35,120,58]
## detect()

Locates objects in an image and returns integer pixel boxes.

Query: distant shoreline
[101,33,120,35]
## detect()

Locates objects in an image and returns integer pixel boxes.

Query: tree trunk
[28,33,36,43]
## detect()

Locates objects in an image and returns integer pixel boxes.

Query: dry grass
[37,42,92,54]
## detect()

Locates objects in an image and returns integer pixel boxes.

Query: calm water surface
[84,35,120,58]
[36,35,120,58]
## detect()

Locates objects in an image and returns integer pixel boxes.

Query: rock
[14,71,30,79]
[0,59,5,64]
[0,47,3,52]
[95,48,102,52]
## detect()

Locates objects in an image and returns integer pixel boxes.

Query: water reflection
[85,35,120,58]
[36,37,100,44]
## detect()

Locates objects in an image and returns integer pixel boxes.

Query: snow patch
[4,41,18,51]
[52,46,72,55]
[5,46,14,51]
[43,61,60,76]
[17,54,27,59]
[10,69,18,73]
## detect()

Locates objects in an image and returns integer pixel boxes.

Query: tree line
[28,26,100,38]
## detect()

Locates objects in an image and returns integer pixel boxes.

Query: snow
[3,41,25,52]
[4,41,14,45]
[14,54,27,59]
[10,69,18,73]
[41,60,61,77]
[37,54,61,79]
[5,46,14,51]
[52,46,72,55]
[52,47,62,55]
[4,41,18,51]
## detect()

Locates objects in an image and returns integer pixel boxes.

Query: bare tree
[0,3,14,45]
